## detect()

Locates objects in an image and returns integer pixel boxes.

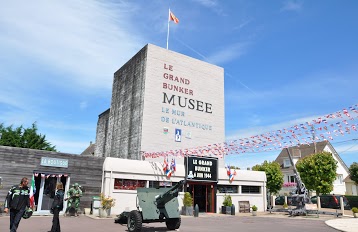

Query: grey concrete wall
[95,109,110,157]
[104,45,148,159]
[0,146,104,210]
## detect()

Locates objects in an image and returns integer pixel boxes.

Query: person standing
[64,183,82,216]
[4,177,30,232]
[50,182,64,232]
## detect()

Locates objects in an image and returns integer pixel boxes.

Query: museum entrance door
[32,172,70,215]
[187,182,215,213]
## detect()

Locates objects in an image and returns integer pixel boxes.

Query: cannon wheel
[127,210,142,232]
[166,218,181,230]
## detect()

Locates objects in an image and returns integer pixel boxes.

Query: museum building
[0,44,267,215]
[97,44,267,214]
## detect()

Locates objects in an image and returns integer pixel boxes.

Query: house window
[288,175,296,183]
[292,149,301,158]
[217,185,238,193]
[114,179,146,190]
[334,174,343,184]
[241,185,261,194]
[283,159,292,168]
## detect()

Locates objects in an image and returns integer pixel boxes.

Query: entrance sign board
[186,156,218,182]
[40,157,68,168]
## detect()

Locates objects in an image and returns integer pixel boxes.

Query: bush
[252,205,258,211]
[183,192,193,207]
[352,207,358,213]
[100,193,115,210]
[223,195,232,207]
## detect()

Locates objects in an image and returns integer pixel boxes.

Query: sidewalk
[257,211,358,232]
[325,218,358,232]
[196,211,358,232]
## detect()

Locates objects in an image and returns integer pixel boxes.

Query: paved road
[0,214,339,232]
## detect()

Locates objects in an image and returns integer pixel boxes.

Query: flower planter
[99,208,106,218]
[252,211,257,216]
[354,213,358,218]
[222,206,232,214]
[106,208,111,217]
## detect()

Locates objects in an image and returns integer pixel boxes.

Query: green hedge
[345,195,358,208]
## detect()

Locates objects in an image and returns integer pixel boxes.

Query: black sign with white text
[186,156,218,182]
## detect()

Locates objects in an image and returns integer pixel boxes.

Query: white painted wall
[102,157,266,215]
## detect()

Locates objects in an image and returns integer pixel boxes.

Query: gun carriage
[115,180,186,232]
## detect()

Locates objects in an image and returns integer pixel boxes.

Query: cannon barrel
[155,180,186,206]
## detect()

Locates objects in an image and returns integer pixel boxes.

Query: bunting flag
[163,157,168,173]
[226,165,237,182]
[171,158,176,172]
[29,175,36,208]
[162,157,177,178]
[142,103,358,158]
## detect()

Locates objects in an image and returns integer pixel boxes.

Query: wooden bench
[239,201,250,213]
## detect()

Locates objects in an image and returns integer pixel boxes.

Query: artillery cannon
[286,148,312,216]
[115,180,186,232]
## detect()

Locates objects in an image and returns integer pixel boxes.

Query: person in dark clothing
[49,182,65,232]
[4,177,30,232]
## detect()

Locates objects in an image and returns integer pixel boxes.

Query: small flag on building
[166,9,180,49]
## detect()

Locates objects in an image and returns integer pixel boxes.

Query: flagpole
[166,8,170,50]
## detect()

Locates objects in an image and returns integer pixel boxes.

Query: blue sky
[1,0,357,169]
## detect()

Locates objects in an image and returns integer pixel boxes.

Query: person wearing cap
[4,177,30,232]
[64,183,82,217]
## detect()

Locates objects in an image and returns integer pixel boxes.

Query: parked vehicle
[310,196,317,204]
[275,196,297,206]
[311,195,351,210]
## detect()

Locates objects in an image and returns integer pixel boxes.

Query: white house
[275,141,349,195]
[344,176,358,196]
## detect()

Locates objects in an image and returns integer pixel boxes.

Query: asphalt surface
[0,213,342,232]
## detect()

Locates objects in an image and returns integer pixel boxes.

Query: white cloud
[225,150,279,169]
[281,0,303,12]
[0,0,143,92]
[80,101,88,110]
[226,115,318,141]
[192,0,218,8]
[233,19,253,31]
[334,142,358,154]
[191,0,224,15]
[206,42,250,65]
[50,138,91,154]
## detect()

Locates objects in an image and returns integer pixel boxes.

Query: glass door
[189,183,215,213]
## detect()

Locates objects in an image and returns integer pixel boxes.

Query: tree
[0,122,57,151]
[229,165,240,170]
[296,151,337,195]
[349,162,358,185]
[252,161,283,195]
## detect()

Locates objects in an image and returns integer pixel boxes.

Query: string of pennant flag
[34,173,68,178]
[142,103,358,158]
